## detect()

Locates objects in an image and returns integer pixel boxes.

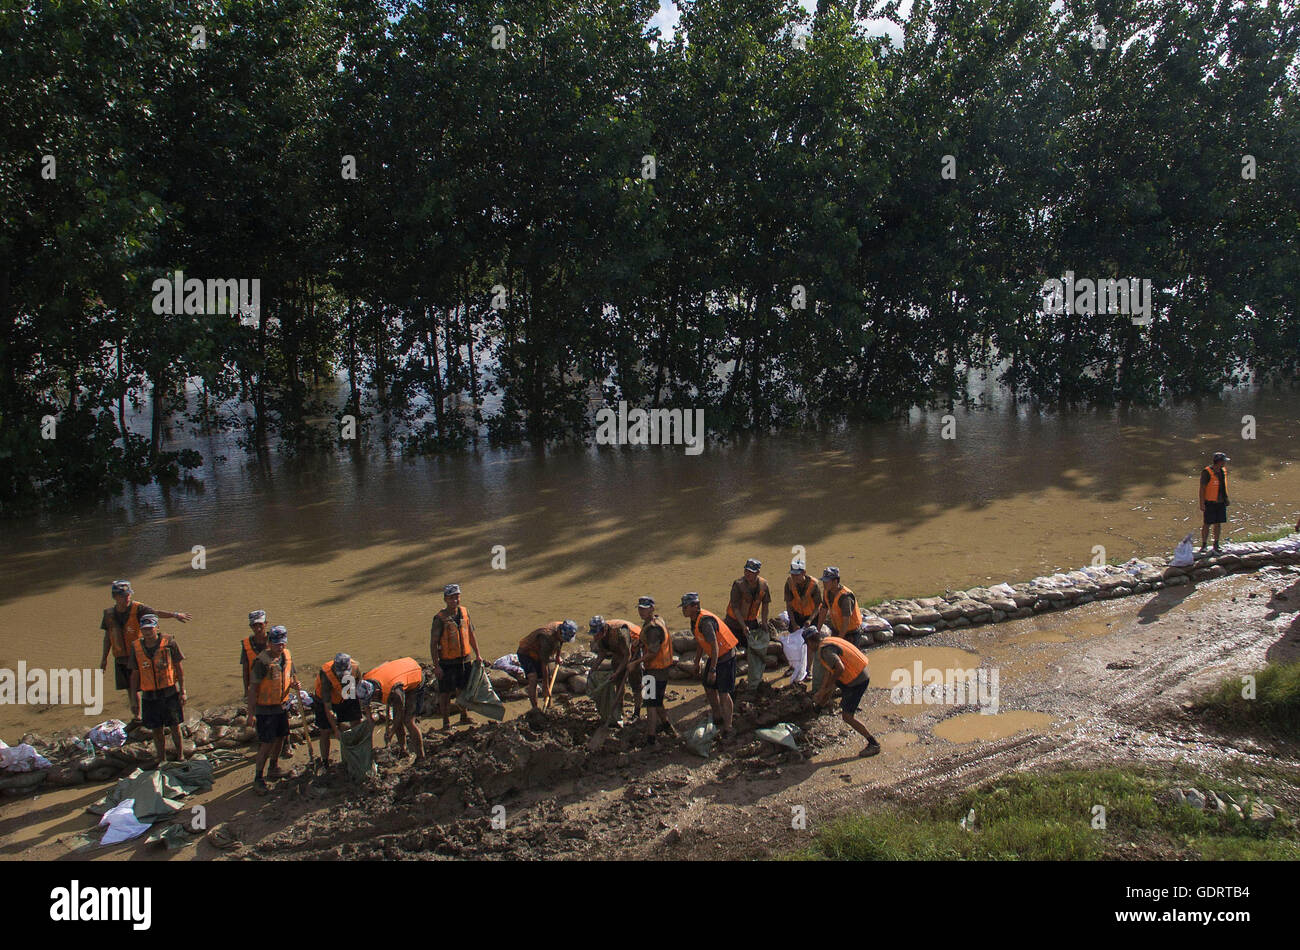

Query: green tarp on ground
[587,670,621,725]
[459,661,505,721]
[339,718,375,781]
[87,757,212,823]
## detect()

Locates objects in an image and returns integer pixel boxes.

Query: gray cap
[356,679,376,704]
[744,558,762,573]
[443,583,461,597]
[1213,452,1230,463]
[139,613,159,628]
[269,625,288,644]
[111,580,132,595]
[680,592,700,607]
[332,652,352,673]
[790,559,806,574]
[248,609,267,626]
[801,625,824,643]
[822,566,840,581]
[637,596,655,609]
[589,615,605,632]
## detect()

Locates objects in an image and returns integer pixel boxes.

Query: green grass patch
[1197,661,1300,736]
[792,766,1299,861]
[1237,527,1296,543]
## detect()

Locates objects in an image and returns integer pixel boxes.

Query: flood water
[2,384,1298,736]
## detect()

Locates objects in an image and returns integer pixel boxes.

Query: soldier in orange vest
[242,609,294,759]
[127,613,187,763]
[429,583,481,731]
[246,625,303,794]
[803,626,881,758]
[634,596,678,743]
[313,652,363,767]
[99,579,191,720]
[681,592,739,737]
[518,620,578,710]
[590,615,642,725]
[360,657,427,762]
[1199,452,1230,553]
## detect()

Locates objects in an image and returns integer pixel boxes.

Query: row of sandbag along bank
[4,536,1298,795]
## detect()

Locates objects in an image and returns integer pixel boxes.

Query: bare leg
[169,724,185,760]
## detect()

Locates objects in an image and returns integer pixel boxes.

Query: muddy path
[164,565,1300,862]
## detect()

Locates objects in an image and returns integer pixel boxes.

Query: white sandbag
[0,743,51,773]
[1171,533,1195,567]
[87,719,129,749]
[99,798,151,844]
[990,583,1016,597]
[780,631,808,683]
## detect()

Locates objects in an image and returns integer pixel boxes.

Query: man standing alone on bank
[1200,452,1230,553]
[247,625,300,794]
[128,614,187,762]
[430,583,481,731]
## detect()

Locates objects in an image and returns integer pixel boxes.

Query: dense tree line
[2,0,1298,511]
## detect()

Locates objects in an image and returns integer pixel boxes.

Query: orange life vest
[132,633,178,693]
[826,585,863,636]
[519,622,563,662]
[255,648,293,707]
[364,657,423,703]
[786,576,819,617]
[1202,465,1226,504]
[437,606,473,661]
[242,636,267,669]
[727,578,767,623]
[317,661,356,704]
[692,608,738,659]
[641,617,674,671]
[818,636,869,685]
[104,602,142,659]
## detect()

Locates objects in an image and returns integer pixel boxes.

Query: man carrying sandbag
[429,583,481,731]
[589,616,642,725]
[518,620,578,710]
[314,652,363,768]
[361,656,427,762]
[682,592,738,740]
[803,626,881,758]
[726,558,772,697]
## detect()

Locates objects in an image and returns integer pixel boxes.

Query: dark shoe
[860,742,882,758]
[1213,545,1222,553]
[253,776,268,794]
[266,767,284,780]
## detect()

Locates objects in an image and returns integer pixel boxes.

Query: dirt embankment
[4,559,1300,861]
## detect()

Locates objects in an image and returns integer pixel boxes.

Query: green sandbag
[754,721,802,750]
[459,660,506,721]
[586,670,620,725]
[338,718,375,781]
[685,720,717,758]
[745,626,771,692]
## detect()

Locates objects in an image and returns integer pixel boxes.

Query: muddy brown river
[1,385,1298,736]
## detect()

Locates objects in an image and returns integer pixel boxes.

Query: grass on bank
[1196,660,1300,737]
[791,765,1299,861]
[1238,527,1297,543]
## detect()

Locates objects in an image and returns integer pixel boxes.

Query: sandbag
[586,670,621,725]
[458,661,505,721]
[685,720,717,758]
[780,631,808,683]
[755,722,802,750]
[1171,533,1196,567]
[339,719,375,781]
[744,625,771,691]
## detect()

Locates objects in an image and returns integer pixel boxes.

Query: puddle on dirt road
[933,710,1053,743]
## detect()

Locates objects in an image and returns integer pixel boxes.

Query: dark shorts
[256,711,291,743]
[642,673,669,707]
[314,697,362,730]
[140,691,183,729]
[1203,501,1227,525]
[840,675,870,716]
[438,660,471,694]
[114,658,132,691]
[519,653,543,677]
[703,654,736,695]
